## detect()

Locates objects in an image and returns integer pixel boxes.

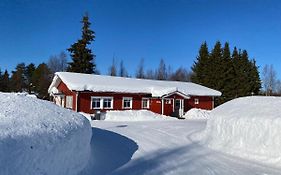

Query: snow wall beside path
[196,96,281,166]
[0,93,92,175]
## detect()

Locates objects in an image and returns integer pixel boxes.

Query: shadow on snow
[79,127,138,175]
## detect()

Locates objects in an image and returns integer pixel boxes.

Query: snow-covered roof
[48,72,221,97]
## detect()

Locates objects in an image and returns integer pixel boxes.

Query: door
[174,99,184,117]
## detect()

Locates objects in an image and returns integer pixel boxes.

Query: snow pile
[103,110,176,121]
[196,96,281,166]
[183,108,211,120]
[0,93,92,175]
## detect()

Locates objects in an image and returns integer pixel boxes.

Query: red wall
[150,98,162,114]
[185,96,213,110]
[57,81,77,111]
[163,99,173,116]
[56,80,215,115]
[78,92,151,114]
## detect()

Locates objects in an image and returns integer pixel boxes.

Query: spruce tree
[191,42,209,85]
[32,63,52,99]
[0,69,3,91]
[1,70,10,92]
[10,63,26,92]
[67,14,96,74]
[219,42,235,104]
[209,41,223,89]
[192,42,261,105]
[249,59,261,95]
[25,63,36,93]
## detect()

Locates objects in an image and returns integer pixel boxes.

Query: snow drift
[103,110,176,121]
[0,93,92,175]
[183,108,211,120]
[196,96,281,166]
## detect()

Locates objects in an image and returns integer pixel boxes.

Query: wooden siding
[55,80,215,116]
[150,98,162,114]
[57,81,77,111]
[185,96,213,111]
[78,92,151,114]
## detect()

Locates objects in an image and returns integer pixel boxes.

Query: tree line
[108,57,191,82]
[191,41,261,105]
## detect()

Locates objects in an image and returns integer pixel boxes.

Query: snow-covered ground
[0,93,92,175]
[103,110,176,121]
[79,98,281,175]
[85,120,281,175]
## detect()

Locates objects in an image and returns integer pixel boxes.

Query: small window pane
[92,98,101,109]
[142,98,149,109]
[66,96,73,109]
[103,98,112,108]
[123,98,132,109]
[194,98,199,105]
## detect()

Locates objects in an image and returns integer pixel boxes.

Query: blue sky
[1,0,281,77]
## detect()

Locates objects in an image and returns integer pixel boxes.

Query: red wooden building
[48,72,221,117]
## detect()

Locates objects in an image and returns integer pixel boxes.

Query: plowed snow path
[90,120,281,175]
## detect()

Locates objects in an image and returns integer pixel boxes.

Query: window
[142,98,149,109]
[91,97,113,109]
[165,99,172,104]
[103,98,113,109]
[123,97,132,109]
[92,97,101,109]
[194,98,199,105]
[65,96,73,109]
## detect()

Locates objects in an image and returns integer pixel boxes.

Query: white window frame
[91,96,113,109]
[65,95,73,109]
[142,98,150,109]
[91,97,102,109]
[123,97,133,109]
[102,97,114,109]
[194,98,199,105]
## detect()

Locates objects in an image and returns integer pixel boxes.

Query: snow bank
[103,110,176,121]
[0,93,92,175]
[196,96,281,166]
[183,108,211,120]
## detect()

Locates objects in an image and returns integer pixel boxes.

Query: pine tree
[32,63,52,99]
[119,60,128,77]
[1,70,10,92]
[209,41,223,90]
[25,63,36,93]
[67,14,96,74]
[191,42,261,105]
[218,42,236,103]
[249,59,261,95]
[0,69,3,91]
[10,63,26,92]
[191,42,210,85]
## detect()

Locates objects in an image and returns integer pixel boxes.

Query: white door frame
[174,99,184,117]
